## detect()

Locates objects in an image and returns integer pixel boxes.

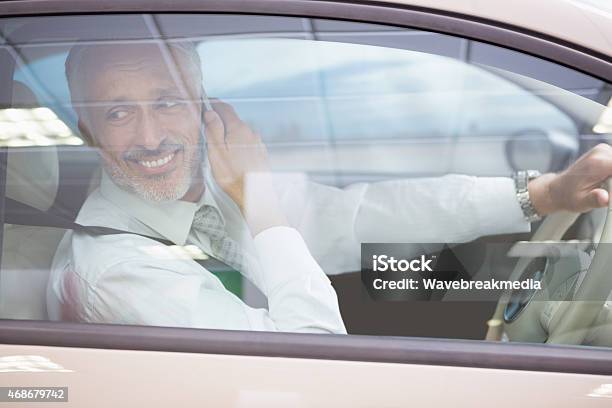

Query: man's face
[77,45,203,202]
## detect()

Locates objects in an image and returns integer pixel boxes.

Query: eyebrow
[74,90,196,109]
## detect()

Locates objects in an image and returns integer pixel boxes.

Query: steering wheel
[489,180,612,345]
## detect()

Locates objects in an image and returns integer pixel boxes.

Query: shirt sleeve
[276,174,530,274]
[354,175,530,242]
[250,226,346,333]
[85,230,346,334]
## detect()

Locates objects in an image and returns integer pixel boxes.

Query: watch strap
[513,170,542,223]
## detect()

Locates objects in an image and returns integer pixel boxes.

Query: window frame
[2,320,612,375]
[0,0,611,376]
[0,0,609,81]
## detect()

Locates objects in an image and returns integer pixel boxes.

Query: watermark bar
[361,242,596,301]
[0,387,68,402]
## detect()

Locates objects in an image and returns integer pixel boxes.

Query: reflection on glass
[0,108,82,147]
[593,98,612,134]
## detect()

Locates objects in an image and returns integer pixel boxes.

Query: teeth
[139,153,174,168]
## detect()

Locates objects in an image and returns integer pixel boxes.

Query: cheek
[170,120,202,148]
[96,132,133,163]
[187,126,203,148]
[88,116,134,159]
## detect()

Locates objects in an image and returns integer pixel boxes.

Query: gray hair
[65,40,203,105]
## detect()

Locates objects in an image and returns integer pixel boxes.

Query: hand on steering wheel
[491,180,612,345]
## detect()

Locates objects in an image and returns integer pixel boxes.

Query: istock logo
[372,254,434,272]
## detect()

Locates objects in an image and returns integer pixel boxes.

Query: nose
[134,107,164,151]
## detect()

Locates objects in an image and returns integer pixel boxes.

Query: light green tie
[191,204,247,274]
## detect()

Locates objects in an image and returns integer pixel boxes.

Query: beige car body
[2,343,612,407]
[391,0,612,56]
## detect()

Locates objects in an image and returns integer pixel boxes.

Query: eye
[106,108,131,122]
[157,99,181,110]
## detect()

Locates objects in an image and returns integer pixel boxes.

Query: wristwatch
[512,170,542,223]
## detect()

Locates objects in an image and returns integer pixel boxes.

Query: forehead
[77,44,198,102]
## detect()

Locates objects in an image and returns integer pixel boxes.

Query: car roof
[383,0,612,57]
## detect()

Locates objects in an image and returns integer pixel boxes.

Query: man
[47,41,612,334]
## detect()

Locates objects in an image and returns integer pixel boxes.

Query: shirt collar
[99,169,222,246]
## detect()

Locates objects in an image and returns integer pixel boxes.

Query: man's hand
[204,101,287,235]
[529,143,612,216]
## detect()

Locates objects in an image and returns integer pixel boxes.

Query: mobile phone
[201,86,213,112]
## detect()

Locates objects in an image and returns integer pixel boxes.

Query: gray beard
[107,165,193,203]
[105,139,203,203]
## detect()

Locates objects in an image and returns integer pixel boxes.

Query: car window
[1,14,611,347]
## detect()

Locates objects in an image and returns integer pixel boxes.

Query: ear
[77,118,97,148]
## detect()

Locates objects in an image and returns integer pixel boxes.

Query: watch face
[514,171,541,222]
[516,171,529,191]
[526,170,542,180]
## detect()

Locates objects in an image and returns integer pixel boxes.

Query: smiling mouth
[138,152,175,168]
[126,147,182,175]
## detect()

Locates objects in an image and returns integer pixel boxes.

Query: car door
[1,1,611,407]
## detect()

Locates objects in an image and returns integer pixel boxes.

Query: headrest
[4,81,59,212]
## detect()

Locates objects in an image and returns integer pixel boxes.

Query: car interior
[1,13,611,345]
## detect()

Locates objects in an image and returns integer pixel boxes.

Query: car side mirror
[505,129,579,173]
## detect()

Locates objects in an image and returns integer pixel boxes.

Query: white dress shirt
[276,173,530,274]
[47,165,529,333]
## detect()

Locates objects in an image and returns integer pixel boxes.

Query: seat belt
[3,197,237,274]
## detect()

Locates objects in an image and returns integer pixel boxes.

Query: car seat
[0,81,65,320]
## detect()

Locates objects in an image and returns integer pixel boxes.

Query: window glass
[1,14,611,347]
